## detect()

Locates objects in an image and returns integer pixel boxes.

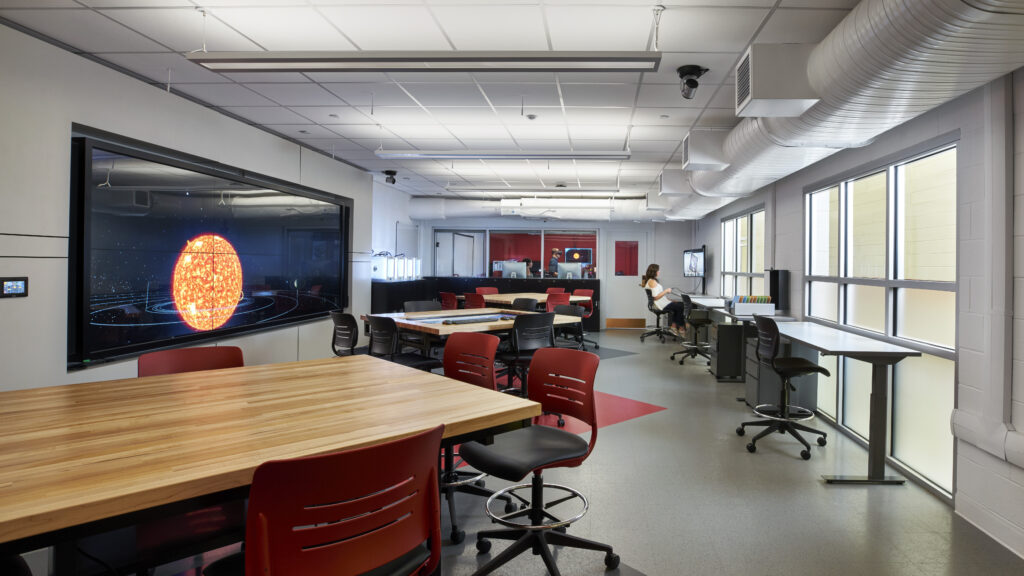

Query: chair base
[670,342,710,365]
[441,447,522,544]
[640,326,676,343]
[736,418,827,460]
[751,403,815,422]
[472,474,618,576]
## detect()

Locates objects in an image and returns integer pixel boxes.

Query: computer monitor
[683,247,705,277]
[557,262,583,279]
[503,261,528,278]
[564,247,592,264]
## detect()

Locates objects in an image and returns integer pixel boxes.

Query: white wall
[0,25,373,391]
[371,182,415,256]
[693,71,1024,558]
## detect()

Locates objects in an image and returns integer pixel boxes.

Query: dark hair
[641,264,660,287]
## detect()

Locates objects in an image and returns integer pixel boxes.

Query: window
[433,228,597,278]
[804,146,956,493]
[721,209,765,298]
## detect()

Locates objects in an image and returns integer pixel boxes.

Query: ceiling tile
[289,106,372,125]
[305,72,391,83]
[222,72,309,83]
[428,107,501,125]
[100,7,258,52]
[480,83,562,108]
[756,8,849,44]
[545,6,651,51]
[174,83,275,106]
[351,138,404,151]
[559,84,637,107]
[209,7,356,50]
[402,84,488,107]
[629,125,684,141]
[266,124,338,139]
[506,125,569,140]
[637,83,712,108]
[222,106,312,125]
[571,140,628,151]
[384,125,453,140]
[446,125,512,140]
[246,83,344,106]
[697,108,740,127]
[329,124,397,139]
[97,52,226,84]
[385,72,475,83]
[400,138,465,149]
[568,125,628,141]
[297,137,364,152]
[472,72,557,83]
[563,108,633,125]
[81,1,196,6]
[657,7,768,53]
[708,84,735,109]
[510,139,572,150]
[648,52,740,86]
[319,5,450,50]
[456,138,517,149]
[0,8,166,52]
[781,0,859,9]
[627,140,681,153]
[431,5,548,50]
[0,1,80,6]
[558,72,642,84]
[322,83,415,106]
[496,107,565,126]
[352,106,436,125]
[632,108,702,126]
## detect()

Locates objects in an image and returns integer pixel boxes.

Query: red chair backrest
[527,348,600,469]
[545,287,566,294]
[443,333,500,390]
[439,292,458,310]
[138,346,244,377]
[545,292,571,312]
[573,289,594,317]
[464,293,486,309]
[476,287,499,295]
[245,425,443,576]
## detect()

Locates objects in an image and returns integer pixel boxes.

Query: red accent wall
[488,232,598,277]
[614,241,638,276]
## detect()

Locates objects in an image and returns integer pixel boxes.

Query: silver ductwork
[408,197,659,222]
[690,0,1024,198]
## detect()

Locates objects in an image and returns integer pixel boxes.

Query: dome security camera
[383,170,397,185]
[677,65,709,100]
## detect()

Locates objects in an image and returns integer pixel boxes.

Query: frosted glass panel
[897,289,955,349]
[721,274,734,298]
[752,211,765,274]
[847,171,887,278]
[752,277,764,296]
[898,148,956,282]
[722,220,735,272]
[893,354,954,492]
[808,281,838,322]
[843,358,875,439]
[809,187,839,276]
[846,284,886,333]
[738,216,749,272]
[816,353,838,419]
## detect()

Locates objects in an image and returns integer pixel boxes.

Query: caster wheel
[476,539,492,554]
[817,437,827,446]
[640,336,645,342]
[659,336,665,343]
[736,427,745,436]
[679,359,685,366]
[668,355,674,360]
[746,443,756,453]
[557,418,565,427]
[595,344,600,349]
[475,479,486,487]
[801,450,811,460]
[504,500,518,514]
[605,553,620,569]
[451,529,465,544]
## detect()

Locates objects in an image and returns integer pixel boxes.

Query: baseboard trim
[605,318,645,328]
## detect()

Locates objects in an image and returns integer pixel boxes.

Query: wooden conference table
[477,292,590,307]
[775,322,921,485]
[371,307,582,336]
[0,355,540,557]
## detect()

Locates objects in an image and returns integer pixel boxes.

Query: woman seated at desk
[642,263,687,337]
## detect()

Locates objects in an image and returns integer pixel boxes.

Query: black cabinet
[709,322,745,381]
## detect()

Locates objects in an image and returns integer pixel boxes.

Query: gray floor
[435,330,1024,576]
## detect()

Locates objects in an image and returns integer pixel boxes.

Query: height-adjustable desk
[775,322,921,485]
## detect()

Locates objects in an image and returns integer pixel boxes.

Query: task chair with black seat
[545,292,571,312]
[670,294,711,365]
[640,288,675,343]
[736,315,829,460]
[572,288,599,350]
[203,425,444,576]
[440,333,524,544]
[460,348,619,575]
[366,315,443,372]
[495,312,555,397]
[510,297,538,311]
[329,310,360,356]
[553,304,587,351]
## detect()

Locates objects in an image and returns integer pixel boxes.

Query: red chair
[464,292,486,309]
[545,292,571,312]
[476,286,499,295]
[572,288,599,350]
[207,425,444,576]
[545,287,566,294]
[138,346,243,376]
[460,349,618,573]
[439,291,458,310]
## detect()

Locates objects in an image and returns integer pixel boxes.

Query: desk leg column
[823,360,905,485]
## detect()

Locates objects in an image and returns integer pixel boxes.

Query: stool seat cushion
[460,426,588,482]
[772,357,830,379]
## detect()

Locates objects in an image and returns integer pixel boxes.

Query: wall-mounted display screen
[683,247,706,277]
[68,134,351,366]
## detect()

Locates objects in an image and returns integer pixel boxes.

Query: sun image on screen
[172,234,243,331]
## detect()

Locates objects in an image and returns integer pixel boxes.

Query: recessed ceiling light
[186,51,662,73]
[298,129,310,134]
[328,113,339,118]
[660,114,670,119]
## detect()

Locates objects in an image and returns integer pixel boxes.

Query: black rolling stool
[329,310,360,356]
[736,315,828,460]
[670,295,711,365]
[495,312,554,397]
[640,288,675,343]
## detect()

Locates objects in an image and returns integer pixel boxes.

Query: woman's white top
[647,280,671,310]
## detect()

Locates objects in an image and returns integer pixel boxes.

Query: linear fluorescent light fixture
[445,186,619,193]
[375,150,631,160]
[186,51,661,73]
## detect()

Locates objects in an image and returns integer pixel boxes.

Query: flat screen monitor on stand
[503,261,528,278]
[557,262,583,279]
[683,245,706,294]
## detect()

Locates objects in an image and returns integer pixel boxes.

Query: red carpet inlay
[532,391,666,433]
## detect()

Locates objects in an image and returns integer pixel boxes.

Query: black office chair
[553,304,588,351]
[366,315,443,372]
[495,312,555,397]
[510,297,538,311]
[640,288,675,343]
[401,300,443,354]
[670,295,711,365]
[329,310,360,356]
[736,315,828,460]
